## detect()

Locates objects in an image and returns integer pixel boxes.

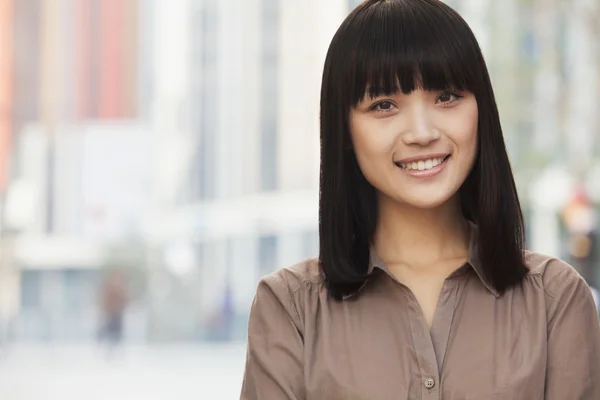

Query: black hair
[319,0,528,299]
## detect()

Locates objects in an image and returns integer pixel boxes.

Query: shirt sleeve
[543,259,600,399]
[240,273,305,400]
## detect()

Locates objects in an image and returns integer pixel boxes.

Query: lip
[395,153,450,164]
[396,155,450,178]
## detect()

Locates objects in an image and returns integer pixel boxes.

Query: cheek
[451,130,478,177]
[350,123,394,172]
[349,125,397,190]
[451,106,479,162]
[465,121,479,162]
[459,126,478,157]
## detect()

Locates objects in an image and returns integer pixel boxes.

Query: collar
[342,221,500,300]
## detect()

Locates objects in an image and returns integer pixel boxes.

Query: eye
[369,100,397,113]
[436,92,463,105]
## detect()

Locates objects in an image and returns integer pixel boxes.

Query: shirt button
[424,378,435,389]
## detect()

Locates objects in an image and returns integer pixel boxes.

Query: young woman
[241,0,600,398]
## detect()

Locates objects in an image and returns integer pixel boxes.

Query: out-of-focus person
[97,269,128,354]
[561,186,597,285]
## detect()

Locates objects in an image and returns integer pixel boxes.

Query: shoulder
[520,251,599,330]
[257,257,323,300]
[522,250,599,322]
[251,258,323,332]
[263,257,323,293]
[523,250,588,298]
[254,257,323,304]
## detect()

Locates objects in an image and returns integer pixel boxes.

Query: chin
[375,177,463,210]
[403,196,452,209]
[389,188,458,209]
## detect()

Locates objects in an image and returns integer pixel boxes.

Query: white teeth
[399,157,446,171]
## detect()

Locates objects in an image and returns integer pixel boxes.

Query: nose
[401,105,440,146]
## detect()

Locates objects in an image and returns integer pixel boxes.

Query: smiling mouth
[395,154,451,171]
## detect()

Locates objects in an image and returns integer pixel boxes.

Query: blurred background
[0,0,598,398]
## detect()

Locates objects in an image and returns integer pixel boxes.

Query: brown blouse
[241,228,600,399]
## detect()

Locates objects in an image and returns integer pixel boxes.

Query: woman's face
[349,88,478,209]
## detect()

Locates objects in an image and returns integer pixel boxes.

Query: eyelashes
[436,92,464,104]
[370,100,396,112]
[368,91,464,113]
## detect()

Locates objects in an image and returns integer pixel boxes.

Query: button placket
[405,288,441,398]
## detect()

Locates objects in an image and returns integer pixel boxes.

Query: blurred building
[0,0,13,193]
[453,0,600,285]
[0,0,15,343]
[150,0,350,340]
[1,0,143,341]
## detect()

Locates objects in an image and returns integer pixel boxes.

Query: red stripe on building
[75,0,92,120]
[0,0,14,193]
[99,0,125,118]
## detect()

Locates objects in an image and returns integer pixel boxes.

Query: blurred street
[0,342,247,400]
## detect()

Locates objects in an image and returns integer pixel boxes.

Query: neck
[372,193,471,269]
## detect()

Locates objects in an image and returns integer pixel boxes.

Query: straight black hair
[319,0,528,299]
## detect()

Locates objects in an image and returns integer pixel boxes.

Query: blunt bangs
[343,0,485,105]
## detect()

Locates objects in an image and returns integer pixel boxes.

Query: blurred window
[258,235,278,276]
[260,0,279,191]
